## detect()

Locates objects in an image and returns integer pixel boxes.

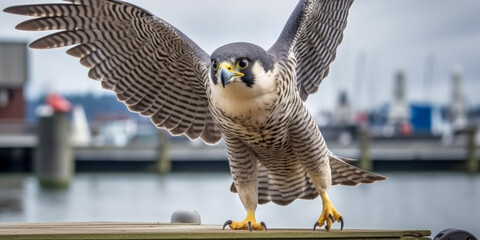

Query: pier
[0,222,431,240]
[1,134,479,173]
[1,114,479,173]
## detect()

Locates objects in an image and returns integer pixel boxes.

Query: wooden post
[359,127,372,171]
[35,107,74,188]
[157,130,171,174]
[466,127,478,174]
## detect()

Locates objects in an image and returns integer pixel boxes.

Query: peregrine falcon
[5,0,385,231]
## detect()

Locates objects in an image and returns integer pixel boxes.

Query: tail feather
[231,162,318,206]
[329,155,386,186]
[230,155,386,206]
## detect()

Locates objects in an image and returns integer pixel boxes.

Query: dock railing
[0,119,34,135]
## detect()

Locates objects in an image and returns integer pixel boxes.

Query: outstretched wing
[4,0,222,144]
[269,0,354,101]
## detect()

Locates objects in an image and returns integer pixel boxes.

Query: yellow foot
[223,210,266,232]
[314,192,344,231]
[223,219,266,231]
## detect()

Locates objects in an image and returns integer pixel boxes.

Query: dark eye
[212,60,217,70]
[236,58,249,69]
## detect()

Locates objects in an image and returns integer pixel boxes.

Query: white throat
[209,62,277,120]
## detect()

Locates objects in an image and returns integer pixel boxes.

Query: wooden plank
[0,222,431,240]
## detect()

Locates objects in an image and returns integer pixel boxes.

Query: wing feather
[5,0,222,144]
[269,0,354,101]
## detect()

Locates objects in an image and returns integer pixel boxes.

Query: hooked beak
[215,62,244,88]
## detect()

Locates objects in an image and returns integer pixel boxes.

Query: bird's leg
[309,174,344,231]
[223,137,265,231]
[223,181,266,231]
[315,191,344,231]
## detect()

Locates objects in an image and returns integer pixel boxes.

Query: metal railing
[0,119,34,135]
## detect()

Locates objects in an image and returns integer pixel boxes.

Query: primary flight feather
[4,0,385,231]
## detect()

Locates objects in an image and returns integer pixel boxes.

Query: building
[388,70,410,126]
[0,42,28,119]
[333,90,354,126]
[448,66,467,131]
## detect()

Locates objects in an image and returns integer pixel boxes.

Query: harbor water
[1,172,479,237]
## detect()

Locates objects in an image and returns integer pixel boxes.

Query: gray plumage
[6,0,221,144]
[5,0,385,223]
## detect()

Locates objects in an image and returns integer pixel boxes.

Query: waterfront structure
[0,42,28,119]
[334,91,354,126]
[449,67,467,131]
[388,71,410,127]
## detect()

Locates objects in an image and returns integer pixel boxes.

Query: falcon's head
[210,42,275,90]
[208,42,278,117]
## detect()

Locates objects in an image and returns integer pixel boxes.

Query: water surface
[0,172,479,237]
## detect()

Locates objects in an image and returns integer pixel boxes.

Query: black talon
[325,224,330,232]
[261,221,267,231]
[248,221,252,232]
[339,216,344,231]
[223,220,232,230]
[329,214,335,222]
[313,222,319,231]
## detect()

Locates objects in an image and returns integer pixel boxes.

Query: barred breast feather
[229,99,385,206]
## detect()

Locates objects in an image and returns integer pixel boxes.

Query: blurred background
[0,0,479,237]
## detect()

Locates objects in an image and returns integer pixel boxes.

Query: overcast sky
[1,0,479,113]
